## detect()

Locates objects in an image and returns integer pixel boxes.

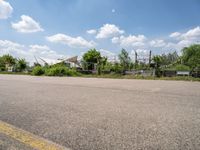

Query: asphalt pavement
[0,75,200,150]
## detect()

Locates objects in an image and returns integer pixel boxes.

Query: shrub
[65,68,79,76]
[166,64,191,71]
[32,66,45,76]
[45,66,67,76]
[175,64,190,71]
[45,66,78,76]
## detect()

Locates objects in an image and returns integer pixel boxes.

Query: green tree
[82,49,101,70]
[182,44,200,70]
[100,57,108,70]
[161,51,179,66]
[118,49,131,73]
[17,59,27,72]
[0,56,6,71]
[97,56,108,74]
[2,54,16,66]
[113,62,123,73]
[168,64,190,71]
[32,66,45,76]
[152,55,163,77]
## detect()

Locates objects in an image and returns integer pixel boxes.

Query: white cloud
[0,40,64,65]
[0,0,13,19]
[131,49,149,57]
[169,26,200,41]
[130,49,149,61]
[167,26,200,51]
[135,49,149,55]
[149,40,166,47]
[99,49,116,61]
[0,40,26,56]
[86,29,97,35]
[169,32,181,38]
[112,35,147,48]
[11,15,44,33]
[111,37,120,44]
[181,26,200,40]
[0,40,24,49]
[96,24,124,39]
[167,40,200,51]
[111,26,200,54]
[46,33,96,48]
[177,40,192,48]
[29,45,64,64]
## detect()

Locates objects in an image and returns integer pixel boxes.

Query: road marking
[0,121,70,150]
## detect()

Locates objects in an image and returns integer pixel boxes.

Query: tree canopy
[17,59,27,72]
[82,49,101,70]
[118,49,131,72]
[1,54,16,66]
[182,44,200,70]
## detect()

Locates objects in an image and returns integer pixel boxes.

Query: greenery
[82,49,101,70]
[30,63,79,77]
[0,54,16,71]
[1,54,16,66]
[31,66,45,76]
[118,49,131,73]
[45,66,78,76]
[166,64,191,71]
[16,59,27,72]
[0,71,29,75]
[0,44,200,81]
[82,48,109,75]
[0,55,28,72]
[160,51,179,66]
[182,44,200,70]
[82,74,200,81]
[0,56,5,71]
[152,55,162,77]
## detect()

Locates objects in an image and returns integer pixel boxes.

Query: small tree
[2,54,16,66]
[118,49,131,73]
[32,66,45,76]
[97,56,108,74]
[113,62,123,73]
[0,54,16,71]
[0,56,5,71]
[152,55,162,77]
[182,44,200,70]
[161,51,179,66]
[17,59,27,72]
[82,49,101,70]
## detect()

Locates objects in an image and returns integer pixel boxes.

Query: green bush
[65,68,79,76]
[45,66,78,76]
[32,66,45,76]
[166,64,191,71]
[175,64,190,71]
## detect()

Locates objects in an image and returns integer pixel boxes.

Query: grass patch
[0,72,29,75]
[0,70,199,81]
[81,74,200,81]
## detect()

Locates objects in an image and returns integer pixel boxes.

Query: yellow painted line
[0,121,70,150]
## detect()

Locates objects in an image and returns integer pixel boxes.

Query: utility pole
[135,50,138,69]
[149,50,152,65]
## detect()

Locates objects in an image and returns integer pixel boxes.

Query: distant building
[5,64,15,72]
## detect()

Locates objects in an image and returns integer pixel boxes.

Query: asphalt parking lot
[0,75,200,150]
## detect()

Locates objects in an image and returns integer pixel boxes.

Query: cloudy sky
[0,0,200,64]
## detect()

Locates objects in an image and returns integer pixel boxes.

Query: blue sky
[0,0,200,64]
